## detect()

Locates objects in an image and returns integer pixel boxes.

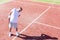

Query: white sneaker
[9,32,11,37]
[16,32,19,36]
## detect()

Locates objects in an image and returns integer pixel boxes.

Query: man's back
[10,8,19,23]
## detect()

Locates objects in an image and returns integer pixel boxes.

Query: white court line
[35,22,60,30]
[12,6,51,40]
[13,1,48,7]
[13,0,60,9]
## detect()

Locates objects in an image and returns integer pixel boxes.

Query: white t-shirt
[9,8,20,23]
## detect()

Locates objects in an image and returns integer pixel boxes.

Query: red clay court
[0,0,60,40]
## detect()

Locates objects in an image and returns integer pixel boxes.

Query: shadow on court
[11,34,58,40]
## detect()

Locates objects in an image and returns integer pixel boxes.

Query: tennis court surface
[0,0,60,40]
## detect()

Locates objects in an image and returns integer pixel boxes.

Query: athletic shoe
[16,32,19,36]
[9,32,11,37]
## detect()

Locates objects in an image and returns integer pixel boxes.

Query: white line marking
[35,22,60,30]
[13,1,60,9]
[13,1,47,7]
[12,6,51,40]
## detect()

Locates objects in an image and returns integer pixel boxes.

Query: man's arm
[8,12,12,23]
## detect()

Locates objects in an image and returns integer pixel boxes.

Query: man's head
[17,7,23,12]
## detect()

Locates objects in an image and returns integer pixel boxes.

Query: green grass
[33,0,60,4]
[0,0,10,4]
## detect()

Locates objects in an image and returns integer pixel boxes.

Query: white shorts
[9,22,17,28]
